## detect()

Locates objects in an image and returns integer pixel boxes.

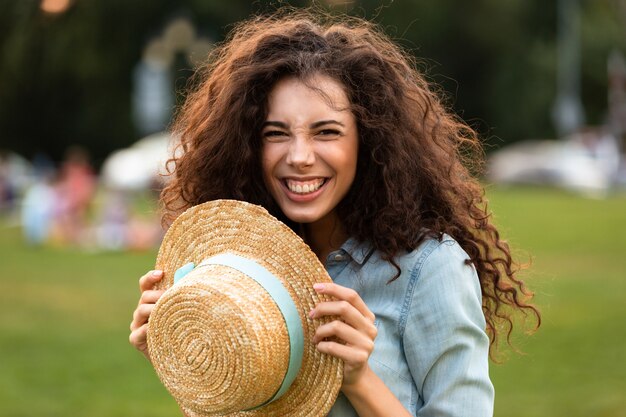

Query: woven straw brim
[147,200,343,417]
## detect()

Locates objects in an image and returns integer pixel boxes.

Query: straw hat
[147,200,343,417]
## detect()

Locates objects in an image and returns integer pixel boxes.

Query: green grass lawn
[1,186,625,417]
[486,187,626,417]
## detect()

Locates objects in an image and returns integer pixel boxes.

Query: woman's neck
[302,211,348,264]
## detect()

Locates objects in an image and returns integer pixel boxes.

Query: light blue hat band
[173,253,304,408]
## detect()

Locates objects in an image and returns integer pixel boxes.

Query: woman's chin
[282,211,320,224]
[278,204,331,225]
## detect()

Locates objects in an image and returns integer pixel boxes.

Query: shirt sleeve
[402,240,494,417]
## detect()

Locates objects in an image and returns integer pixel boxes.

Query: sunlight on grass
[0,225,179,417]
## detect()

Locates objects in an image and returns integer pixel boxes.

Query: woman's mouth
[283,178,327,195]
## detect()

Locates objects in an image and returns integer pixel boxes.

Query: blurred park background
[1,0,625,416]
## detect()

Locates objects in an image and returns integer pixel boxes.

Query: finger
[316,340,370,365]
[139,290,165,305]
[313,283,375,322]
[310,300,377,337]
[139,270,163,292]
[129,323,148,348]
[131,303,156,330]
[313,320,374,353]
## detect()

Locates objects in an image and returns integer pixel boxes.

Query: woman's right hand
[129,269,165,361]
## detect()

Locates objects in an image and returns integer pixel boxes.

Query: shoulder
[417,235,479,295]
[399,235,476,285]
[398,235,483,331]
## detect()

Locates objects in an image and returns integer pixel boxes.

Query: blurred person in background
[129,8,540,417]
[20,168,57,245]
[1,150,38,217]
[55,146,96,245]
[96,188,130,251]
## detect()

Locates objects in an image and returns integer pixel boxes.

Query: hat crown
[150,266,291,414]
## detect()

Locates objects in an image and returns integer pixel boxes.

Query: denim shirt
[326,236,494,417]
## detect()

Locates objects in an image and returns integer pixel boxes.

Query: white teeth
[286,179,324,194]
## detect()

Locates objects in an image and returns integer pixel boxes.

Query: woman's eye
[263,130,288,141]
[264,130,285,136]
[317,129,340,138]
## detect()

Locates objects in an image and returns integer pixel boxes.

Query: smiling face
[261,74,358,229]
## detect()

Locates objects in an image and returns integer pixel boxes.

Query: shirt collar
[340,237,375,265]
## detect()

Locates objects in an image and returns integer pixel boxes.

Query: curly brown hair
[162,8,540,355]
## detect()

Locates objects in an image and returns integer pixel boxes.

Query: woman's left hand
[309,283,378,387]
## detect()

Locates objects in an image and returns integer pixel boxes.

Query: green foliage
[365,0,625,146]
[0,186,625,416]
[0,1,624,164]
[0,0,256,166]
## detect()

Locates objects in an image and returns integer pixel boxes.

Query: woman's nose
[286,135,315,168]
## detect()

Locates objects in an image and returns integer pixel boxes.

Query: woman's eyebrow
[262,121,288,129]
[310,120,344,129]
[262,120,345,129]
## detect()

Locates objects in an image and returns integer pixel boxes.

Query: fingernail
[308,309,315,318]
[152,270,163,277]
[313,283,325,291]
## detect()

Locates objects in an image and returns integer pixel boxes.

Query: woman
[129,9,540,417]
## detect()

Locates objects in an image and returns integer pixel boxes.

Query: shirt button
[333,253,345,262]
